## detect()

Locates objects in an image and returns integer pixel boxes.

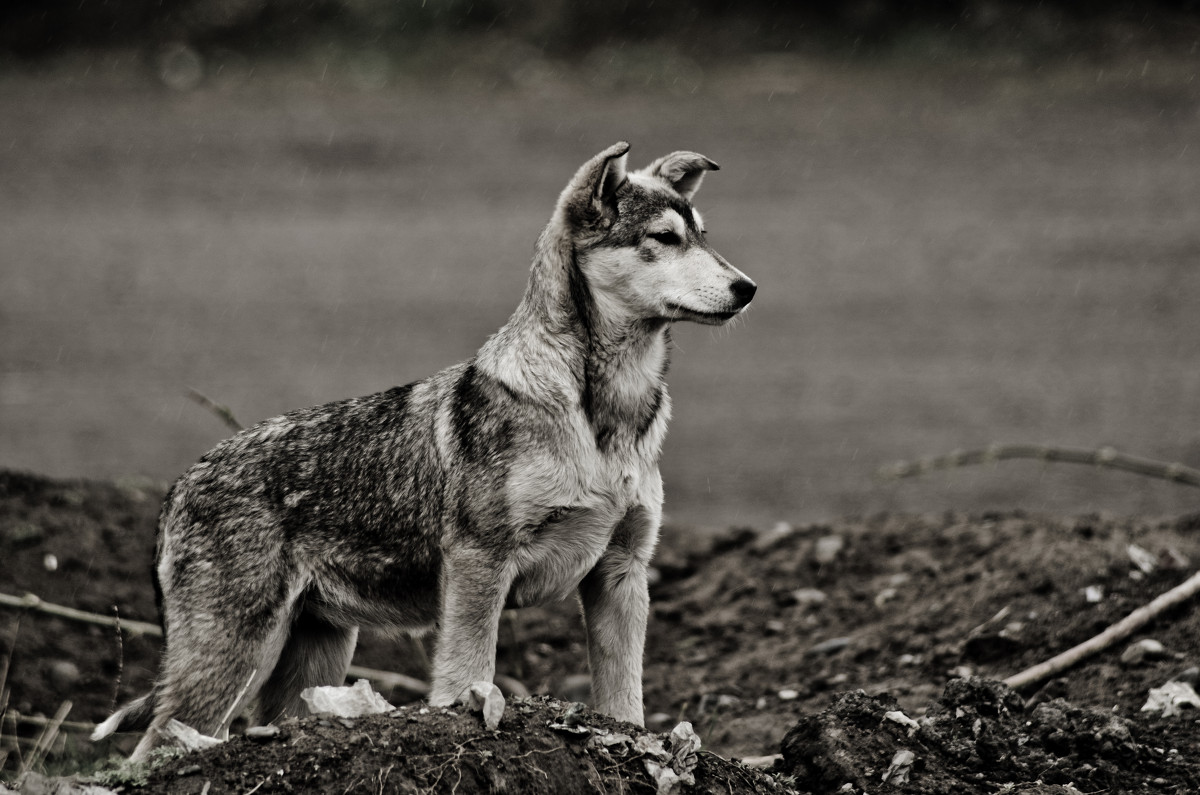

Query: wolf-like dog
[94,142,755,759]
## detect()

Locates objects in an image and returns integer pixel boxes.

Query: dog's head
[555,142,756,326]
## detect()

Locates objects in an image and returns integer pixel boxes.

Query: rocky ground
[3,469,1200,792]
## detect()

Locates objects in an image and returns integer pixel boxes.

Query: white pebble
[814,535,845,564]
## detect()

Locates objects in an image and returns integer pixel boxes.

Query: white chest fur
[503,410,665,608]
[506,500,628,607]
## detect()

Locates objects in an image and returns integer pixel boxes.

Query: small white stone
[883,710,920,735]
[791,588,828,606]
[465,681,504,731]
[49,660,81,689]
[814,535,845,564]
[1128,544,1157,574]
[1121,638,1167,666]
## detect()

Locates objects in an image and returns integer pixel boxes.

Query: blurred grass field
[2,50,1199,531]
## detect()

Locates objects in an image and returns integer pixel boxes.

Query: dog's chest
[503,426,660,607]
[505,502,626,607]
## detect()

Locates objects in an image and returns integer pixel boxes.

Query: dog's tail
[90,689,157,741]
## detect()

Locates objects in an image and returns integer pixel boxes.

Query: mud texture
[4,469,1200,792]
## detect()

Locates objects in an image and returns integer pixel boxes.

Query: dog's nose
[730,278,757,305]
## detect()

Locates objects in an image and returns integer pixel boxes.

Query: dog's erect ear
[640,151,719,201]
[559,141,630,229]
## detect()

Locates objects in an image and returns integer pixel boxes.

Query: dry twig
[345,664,430,696]
[880,443,1200,488]
[4,711,97,734]
[0,592,161,637]
[109,605,125,714]
[185,387,244,433]
[0,591,431,703]
[218,668,259,732]
[1005,569,1200,691]
[17,700,71,784]
[2,612,21,771]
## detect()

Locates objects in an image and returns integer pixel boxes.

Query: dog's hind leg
[129,526,306,761]
[579,505,659,727]
[256,607,359,724]
[128,613,293,761]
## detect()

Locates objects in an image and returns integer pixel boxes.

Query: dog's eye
[648,231,682,246]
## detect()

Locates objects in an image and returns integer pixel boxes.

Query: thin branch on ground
[0,591,432,705]
[879,443,1200,488]
[1,611,19,719]
[0,592,161,637]
[343,664,430,696]
[4,711,98,734]
[185,387,244,433]
[1005,568,1200,691]
[0,701,16,772]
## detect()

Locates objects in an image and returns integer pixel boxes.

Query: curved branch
[879,443,1200,488]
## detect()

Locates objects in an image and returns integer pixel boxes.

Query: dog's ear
[559,141,630,229]
[640,151,719,201]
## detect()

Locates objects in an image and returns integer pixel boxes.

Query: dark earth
[4,469,1200,793]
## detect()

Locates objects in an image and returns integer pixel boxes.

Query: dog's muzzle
[730,278,757,310]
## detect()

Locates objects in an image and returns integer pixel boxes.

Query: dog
[93,142,756,759]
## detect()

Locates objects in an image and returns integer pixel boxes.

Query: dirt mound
[98,696,787,795]
[6,470,1200,792]
[781,677,1197,793]
[642,510,1200,764]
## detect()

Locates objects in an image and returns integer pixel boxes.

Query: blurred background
[1,1,1199,531]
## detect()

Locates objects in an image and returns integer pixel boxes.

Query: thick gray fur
[93,142,756,759]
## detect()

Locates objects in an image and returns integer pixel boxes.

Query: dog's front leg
[578,506,658,726]
[428,547,513,707]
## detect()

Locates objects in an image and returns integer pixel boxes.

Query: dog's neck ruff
[476,228,670,454]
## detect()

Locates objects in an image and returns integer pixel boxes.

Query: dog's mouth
[663,303,741,324]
